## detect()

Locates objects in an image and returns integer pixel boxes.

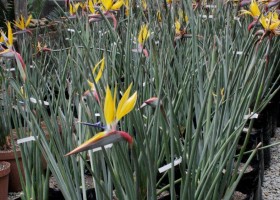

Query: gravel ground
[262,128,280,200]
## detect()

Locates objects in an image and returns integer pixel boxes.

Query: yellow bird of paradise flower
[240,0,261,18]
[66,83,137,156]
[84,57,105,103]
[89,0,123,28]
[0,21,14,48]
[259,12,280,35]
[69,2,80,16]
[138,24,150,45]
[133,24,150,57]
[14,15,32,31]
[101,0,124,11]
[0,22,26,81]
[88,0,96,14]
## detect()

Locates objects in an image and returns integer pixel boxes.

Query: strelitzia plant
[174,20,187,40]
[240,0,262,30]
[66,83,137,156]
[132,24,150,57]
[88,0,123,28]
[5,1,280,199]
[13,15,32,34]
[87,0,96,15]
[34,42,51,56]
[240,0,261,17]
[0,22,26,81]
[83,56,105,103]
[259,12,280,36]
[69,2,80,17]
[101,0,124,11]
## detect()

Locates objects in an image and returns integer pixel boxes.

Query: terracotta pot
[0,161,11,200]
[0,149,24,192]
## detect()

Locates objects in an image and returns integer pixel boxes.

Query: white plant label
[29,97,50,106]
[158,157,182,173]
[205,4,217,8]
[234,17,242,27]
[244,112,259,119]
[199,15,213,19]
[243,128,249,132]
[17,136,37,144]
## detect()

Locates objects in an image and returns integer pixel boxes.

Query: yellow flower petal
[19,16,25,29]
[111,0,124,10]
[116,83,132,118]
[116,92,137,121]
[88,0,95,14]
[157,11,162,22]
[240,10,252,16]
[142,0,147,10]
[69,3,74,15]
[175,20,181,35]
[69,3,79,15]
[7,22,13,47]
[87,80,95,90]
[185,15,188,23]
[104,86,116,125]
[270,21,280,30]
[0,34,4,43]
[20,86,26,98]
[138,24,150,45]
[250,0,261,17]
[92,57,105,83]
[101,0,113,10]
[25,15,32,27]
[14,19,23,30]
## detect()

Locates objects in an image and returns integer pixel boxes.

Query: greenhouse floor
[262,128,280,200]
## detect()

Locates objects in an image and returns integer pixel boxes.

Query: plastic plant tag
[244,112,258,119]
[17,136,37,144]
[205,4,217,8]
[243,128,249,132]
[92,143,113,152]
[234,17,242,27]
[29,97,50,106]
[158,157,182,173]
[67,29,75,33]
[199,15,213,19]
[4,68,16,72]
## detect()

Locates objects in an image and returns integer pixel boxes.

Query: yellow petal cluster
[14,15,32,30]
[104,83,137,126]
[87,57,105,90]
[138,24,150,45]
[259,12,280,34]
[142,0,147,10]
[175,20,181,35]
[88,0,96,14]
[178,9,188,23]
[240,0,261,18]
[69,3,80,15]
[0,33,4,43]
[101,0,124,11]
[7,22,13,47]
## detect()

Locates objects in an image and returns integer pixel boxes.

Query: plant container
[0,149,23,192]
[0,161,11,200]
